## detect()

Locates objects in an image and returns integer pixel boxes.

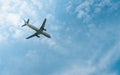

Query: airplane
[22,18,51,39]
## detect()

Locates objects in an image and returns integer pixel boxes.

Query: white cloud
[52,39,120,75]
[57,65,95,75]
[7,13,21,26]
[41,38,57,47]
[25,50,39,60]
[75,0,93,22]
[0,35,6,42]
[97,42,120,70]
[31,0,43,10]
[51,60,95,75]
[75,0,117,22]
[0,0,58,43]
[12,29,24,39]
[66,1,73,13]
[0,1,119,75]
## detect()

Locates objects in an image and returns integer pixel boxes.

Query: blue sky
[0,0,120,75]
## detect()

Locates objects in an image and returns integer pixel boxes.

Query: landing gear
[44,29,46,31]
[36,35,40,38]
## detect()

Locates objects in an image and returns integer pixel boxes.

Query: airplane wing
[26,33,37,39]
[42,32,51,38]
[39,18,46,31]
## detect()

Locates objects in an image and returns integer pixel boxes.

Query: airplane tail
[22,19,29,27]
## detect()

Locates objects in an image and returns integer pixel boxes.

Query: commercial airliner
[22,18,51,39]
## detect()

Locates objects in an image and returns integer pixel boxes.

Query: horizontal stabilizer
[22,19,30,27]
[22,24,26,27]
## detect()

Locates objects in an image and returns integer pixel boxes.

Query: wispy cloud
[0,33,8,43]
[65,0,119,22]
[0,0,120,75]
[53,42,120,75]
[0,0,57,43]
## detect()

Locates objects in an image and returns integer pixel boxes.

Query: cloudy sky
[0,0,120,75]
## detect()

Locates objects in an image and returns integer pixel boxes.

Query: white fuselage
[27,24,51,38]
